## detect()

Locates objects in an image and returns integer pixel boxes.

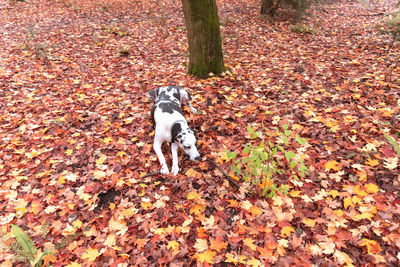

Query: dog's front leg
[171,142,179,176]
[153,140,169,174]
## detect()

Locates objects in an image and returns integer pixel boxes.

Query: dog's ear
[171,123,182,143]
[147,88,159,101]
[178,87,192,102]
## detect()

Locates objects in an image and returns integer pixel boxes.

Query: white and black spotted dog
[147,86,200,175]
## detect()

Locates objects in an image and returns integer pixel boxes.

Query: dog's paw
[190,107,198,114]
[160,164,170,175]
[171,165,179,176]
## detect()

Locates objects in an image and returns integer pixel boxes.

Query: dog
[147,86,200,175]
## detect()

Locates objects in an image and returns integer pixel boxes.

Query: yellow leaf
[365,158,379,167]
[289,190,302,197]
[193,238,208,252]
[354,185,368,196]
[81,247,100,263]
[190,204,205,215]
[302,218,316,227]
[247,257,262,267]
[244,238,257,251]
[141,201,153,210]
[72,220,82,229]
[103,137,113,144]
[225,252,247,264]
[167,240,180,251]
[325,160,341,172]
[194,250,216,264]
[365,183,379,194]
[93,170,106,180]
[65,262,81,267]
[281,226,295,237]
[65,149,73,156]
[116,151,127,158]
[104,234,116,247]
[328,190,340,199]
[343,196,354,209]
[187,191,201,200]
[185,168,202,178]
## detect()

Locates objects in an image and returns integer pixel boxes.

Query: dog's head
[171,122,200,161]
[147,86,191,105]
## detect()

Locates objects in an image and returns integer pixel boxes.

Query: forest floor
[1,0,400,266]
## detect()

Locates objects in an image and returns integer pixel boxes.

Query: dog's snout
[195,156,201,161]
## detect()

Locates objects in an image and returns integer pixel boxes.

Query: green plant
[291,23,316,34]
[382,130,400,156]
[7,224,54,267]
[23,25,49,62]
[225,124,309,197]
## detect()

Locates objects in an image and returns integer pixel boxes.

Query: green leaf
[11,224,36,261]
[295,134,306,145]
[382,130,400,156]
[285,151,296,162]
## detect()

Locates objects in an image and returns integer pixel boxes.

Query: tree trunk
[260,0,277,16]
[181,0,225,78]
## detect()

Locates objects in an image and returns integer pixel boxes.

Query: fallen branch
[205,157,240,188]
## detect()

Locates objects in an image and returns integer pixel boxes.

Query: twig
[205,157,240,188]
[142,171,159,178]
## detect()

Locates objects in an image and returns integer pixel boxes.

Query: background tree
[181,0,225,78]
[260,0,312,21]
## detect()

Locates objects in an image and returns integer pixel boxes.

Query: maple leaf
[343,196,354,209]
[65,262,81,267]
[325,160,341,172]
[365,158,379,167]
[247,257,262,267]
[135,238,147,250]
[210,235,227,252]
[383,157,398,170]
[42,254,57,266]
[167,240,180,251]
[280,226,295,237]
[193,238,208,252]
[365,183,379,194]
[360,239,382,255]
[190,203,205,215]
[194,250,216,264]
[187,190,202,200]
[244,238,257,251]
[104,234,116,247]
[334,250,354,265]
[81,247,100,263]
[225,252,247,264]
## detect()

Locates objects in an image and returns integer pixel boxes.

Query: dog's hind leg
[153,140,169,174]
[171,142,180,176]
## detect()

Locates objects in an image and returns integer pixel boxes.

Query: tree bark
[260,0,277,16]
[181,0,225,78]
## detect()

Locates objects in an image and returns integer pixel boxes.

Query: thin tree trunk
[181,0,225,78]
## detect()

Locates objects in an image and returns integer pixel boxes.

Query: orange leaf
[190,204,205,215]
[210,235,228,252]
[360,239,382,254]
[42,254,56,267]
[135,238,147,250]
